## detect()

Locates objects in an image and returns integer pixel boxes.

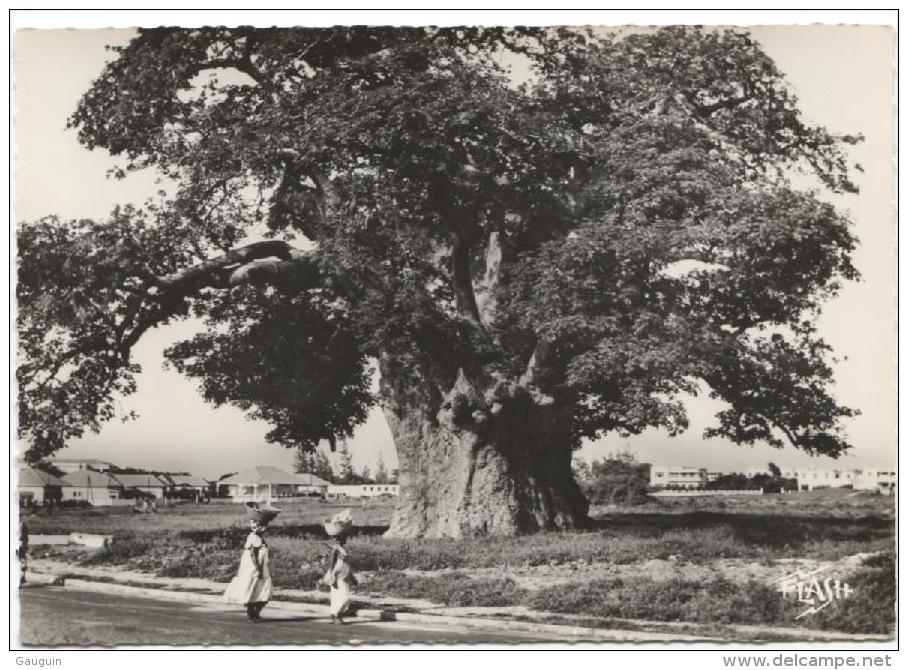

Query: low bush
[365,571,526,607]
[57,500,92,509]
[801,552,895,634]
[526,569,895,635]
[37,497,892,634]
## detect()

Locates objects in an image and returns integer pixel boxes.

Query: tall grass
[71,512,893,586]
[34,497,894,634]
[527,553,895,634]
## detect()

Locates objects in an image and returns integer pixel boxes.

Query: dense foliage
[18,26,859,463]
[706,473,798,494]
[575,454,652,505]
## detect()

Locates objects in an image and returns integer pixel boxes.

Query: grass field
[24,490,895,635]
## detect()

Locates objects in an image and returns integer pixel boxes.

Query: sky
[13,23,896,480]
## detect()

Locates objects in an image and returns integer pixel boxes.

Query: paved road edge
[18,572,891,644]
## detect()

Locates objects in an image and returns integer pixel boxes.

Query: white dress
[327,545,355,616]
[223,531,272,604]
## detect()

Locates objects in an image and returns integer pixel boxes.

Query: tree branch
[155,240,315,291]
[116,241,322,355]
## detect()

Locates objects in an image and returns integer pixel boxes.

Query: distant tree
[571,456,592,484]
[583,458,651,505]
[309,449,335,483]
[361,464,373,483]
[294,446,335,482]
[705,471,794,493]
[337,441,355,484]
[763,462,797,493]
[292,447,308,475]
[607,448,637,464]
[374,453,389,484]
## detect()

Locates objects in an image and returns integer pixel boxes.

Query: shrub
[366,571,526,607]
[799,552,895,634]
[529,577,783,625]
[58,500,92,509]
[583,458,651,505]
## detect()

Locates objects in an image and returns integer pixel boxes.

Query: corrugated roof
[18,466,68,488]
[155,473,176,486]
[61,470,123,488]
[220,466,303,486]
[169,474,209,487]
[114,473,167,488]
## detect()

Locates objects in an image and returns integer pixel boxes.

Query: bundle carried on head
[245,501,281,525]
[324,509,354,537]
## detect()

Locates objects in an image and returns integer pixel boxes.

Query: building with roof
[649,465,709,489]
[61,470,128,506]
[854,469,896,495]
[220,466,308,502]
[327,483,400,499]
[793,467,895,492]
[49,458,116,473]
[649,464,895,494]
[794,468,859,491]
[18,466,67,505]
[114,473,169,499]
[295,472,331,496]
[169,474,210,495]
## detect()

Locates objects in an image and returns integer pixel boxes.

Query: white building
[295,472,331,496]
[18,466,67,505]
[220,466,332,501]
[327,483,399,498]
[114,473,169,499]
[649,466,707,489]
[651,464,895,493]
[854,469,896,494]
[795,468,860,491]
[61,470,128,506]
[169,474,211,497]
[50,458,115,473]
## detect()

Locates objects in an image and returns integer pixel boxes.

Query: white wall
[62,486,129,506]
[327,484,399,498]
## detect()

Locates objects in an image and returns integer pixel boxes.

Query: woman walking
[323,510,357,624]
[223,502,280,622]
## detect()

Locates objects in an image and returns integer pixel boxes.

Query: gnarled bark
[379,357,589,538]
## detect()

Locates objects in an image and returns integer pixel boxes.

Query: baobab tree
[17,26,860,537]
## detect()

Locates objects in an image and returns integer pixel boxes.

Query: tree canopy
[18,25,859,462]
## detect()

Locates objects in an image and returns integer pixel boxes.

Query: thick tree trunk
[378,356,590,538]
